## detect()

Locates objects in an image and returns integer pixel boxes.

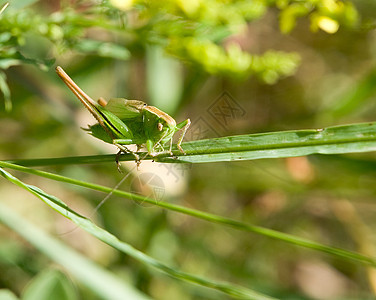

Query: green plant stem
[1,161,376,269]
[0,167,275,300]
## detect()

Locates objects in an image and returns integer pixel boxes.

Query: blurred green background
[2,0,376,299]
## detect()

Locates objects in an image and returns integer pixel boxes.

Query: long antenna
[56,66,105,128]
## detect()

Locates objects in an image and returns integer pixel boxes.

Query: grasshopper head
[142,106,177,148]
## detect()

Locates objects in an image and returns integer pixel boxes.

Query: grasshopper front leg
[176,119,191,154]
[145,119,191,158]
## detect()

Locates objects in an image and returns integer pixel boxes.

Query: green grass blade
[172,121,376,163]
[6,154,120,167]
[7,121,376,166]
[0,167,276,300]
[1,161,376,269]
[0,200,149,299]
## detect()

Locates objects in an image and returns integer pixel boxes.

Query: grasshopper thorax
[143,106,176,127]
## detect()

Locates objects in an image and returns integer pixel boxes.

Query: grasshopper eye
[158,123,163,131]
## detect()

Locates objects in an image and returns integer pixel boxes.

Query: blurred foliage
[0,0,360,110]
[2,0,376,299]
[276,0,359,33]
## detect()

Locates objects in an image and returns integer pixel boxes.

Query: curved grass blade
[1,161,376,269]
[0,196,148,299]
[0,167,276,300]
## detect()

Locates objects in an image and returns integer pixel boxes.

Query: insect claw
[169,151,178,161]
[134,152,141,168]
[136,159,141,169]
[115,150,123,173]
[177,144,186,155]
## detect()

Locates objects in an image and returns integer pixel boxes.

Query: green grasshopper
[56,66,190,166]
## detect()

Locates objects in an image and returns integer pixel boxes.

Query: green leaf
[22,269,78,300]
[167,121,376,163]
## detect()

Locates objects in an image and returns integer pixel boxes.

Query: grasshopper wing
[105,98,146,119]
[95,105,134,140]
